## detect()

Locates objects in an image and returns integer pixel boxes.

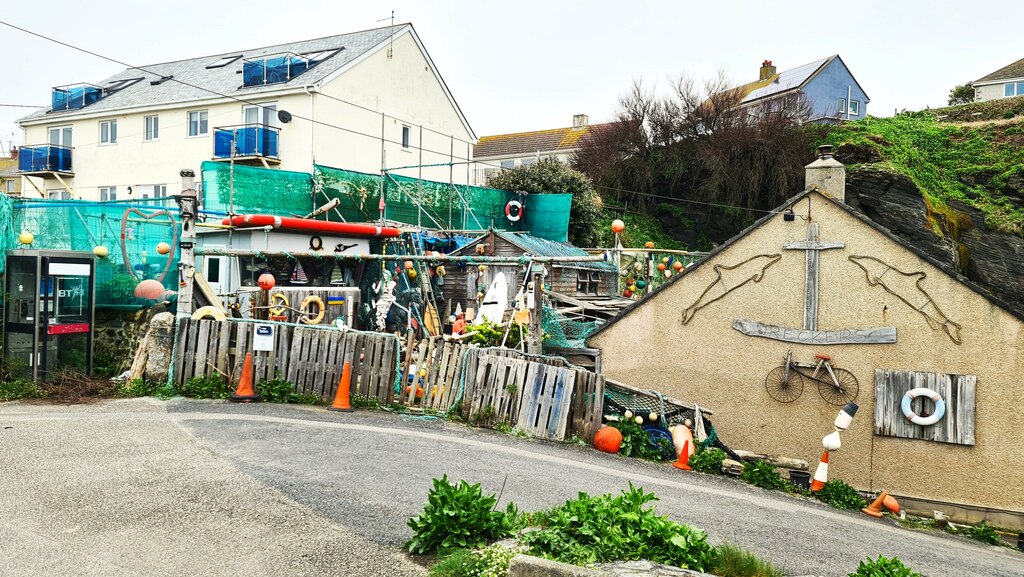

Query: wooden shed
[438,230,619,319]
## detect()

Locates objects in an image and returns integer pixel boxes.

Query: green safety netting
[5,197,180,309]
[542,305,603,349]
[200,161,313,216]
[314,164,519,230]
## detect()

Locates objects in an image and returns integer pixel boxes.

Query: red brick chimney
[759,60,777,81]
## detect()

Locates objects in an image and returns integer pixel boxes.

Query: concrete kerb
[507,555,718,577]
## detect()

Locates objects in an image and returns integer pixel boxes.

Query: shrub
[848,555,921,577]
[0,378,47,401]
[154,381,178,400]
[522,483,717,571]
[180,373,232,399]
[406,475,516,555]
[611,418,667,461]
[688,447,726,475]
[256,374,320,404]
[712,543,784,577]
[740,460,794,492]
[965,521,1002,546]
[814,480,867,510]
[350,394,381,409]
[116,378,155,398]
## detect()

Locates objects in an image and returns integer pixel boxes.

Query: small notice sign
[254,324,275,351]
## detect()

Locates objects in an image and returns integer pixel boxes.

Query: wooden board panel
[874,369,976,445]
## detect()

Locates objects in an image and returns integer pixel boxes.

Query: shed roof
[975,57,1024,83]
[453,230,617,272]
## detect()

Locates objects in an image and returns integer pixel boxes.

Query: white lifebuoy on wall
[901,387,946,426]
[505,200,524,222]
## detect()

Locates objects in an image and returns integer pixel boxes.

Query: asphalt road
[2,399,1022,577]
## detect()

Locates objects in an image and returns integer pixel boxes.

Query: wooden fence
[173,319,399,403]
[172,319,604,442]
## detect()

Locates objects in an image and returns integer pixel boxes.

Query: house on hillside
[0,152,20,195]
[730,56,869,123]
[588,148,1024,530]
[973,57,1024,102]
[16,24,476,200]
[441,230,619,320]
[472,115,611,185]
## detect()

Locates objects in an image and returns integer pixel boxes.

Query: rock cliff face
[844,166,1024,314]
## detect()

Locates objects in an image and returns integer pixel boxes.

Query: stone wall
[93,306,167,376]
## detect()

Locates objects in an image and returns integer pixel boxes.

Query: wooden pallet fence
[173,319,398,404]
[565,369,605,442]
[517,362,575,441]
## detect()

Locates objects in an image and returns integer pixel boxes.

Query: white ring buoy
[505,200,524,222]
[191,305,227,321]
[298,294,325,325]
[901,388,946,426]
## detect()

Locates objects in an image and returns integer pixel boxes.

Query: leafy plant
[522,483,717,571]
[406,475,516,555]
[180,373,232,399]
[688,447,726,475]
[116,378,155,398]
[350,394,381,410]
[965,521,1002,546]
[740,461,794,492]
[472,544,519,577]
[711,543,784,577]
[611,418,665,461]
[848,555,921,577]
[257,375,295,403]
[0,378,47,401]
[462,319,526,349]
[814,480,867,510]
[154,381,178,400]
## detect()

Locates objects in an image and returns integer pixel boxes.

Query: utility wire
[1,19,777,217]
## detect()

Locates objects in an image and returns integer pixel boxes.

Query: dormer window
[240,48,341,87]
[51,84,103,111]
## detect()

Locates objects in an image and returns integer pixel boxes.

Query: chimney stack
[759,60,777,81]
[805,145,845,202]
[572,114,589,129]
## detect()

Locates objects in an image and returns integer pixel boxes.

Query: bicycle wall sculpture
[764,350,859,406]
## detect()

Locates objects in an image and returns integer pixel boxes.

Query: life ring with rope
[269,292,289,316]
[191,305,227,321]
[900,387,946,426]
[505,200,524,222]
[298,294,326,325]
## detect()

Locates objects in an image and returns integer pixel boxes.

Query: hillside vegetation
[824,113,1024,235]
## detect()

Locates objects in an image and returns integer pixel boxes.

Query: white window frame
[243,103,278,127]
[99,119,117,145]
[837,98,847,114]
[187,110,209,137]
[1005,82,1024,97]
[144,115,159,141]
[49,126,72,147]
[849,100,860,116]
[401,125,411,149]
[99,186,117,202]
[47,189,70,200]
[139,184,167,199]
[6,179,17,194]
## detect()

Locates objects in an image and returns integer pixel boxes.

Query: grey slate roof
[20,25,406,123]
[740,56,832,103]
[975,57,1024,83]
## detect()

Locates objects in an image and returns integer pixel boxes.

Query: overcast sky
[2,0,1021,153]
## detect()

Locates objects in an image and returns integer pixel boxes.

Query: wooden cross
[783,223,844,331]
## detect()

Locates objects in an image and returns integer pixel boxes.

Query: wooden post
[176,169,198,319]
[528,265,546,354]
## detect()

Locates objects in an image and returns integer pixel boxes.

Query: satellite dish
[277,110,292,124]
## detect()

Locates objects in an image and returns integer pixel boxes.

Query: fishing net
[541,305,603,349]
[200,161,312,216]
[7,198,180,309]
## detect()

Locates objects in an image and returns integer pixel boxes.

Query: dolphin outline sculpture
[681,253,782,325]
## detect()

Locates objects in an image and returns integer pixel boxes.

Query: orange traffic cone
[672,440,693,471]
[810,450,829,492]
[882,494,900,514]
[862,491,889,518]
[328,361,353,412]
[230,353,259,402]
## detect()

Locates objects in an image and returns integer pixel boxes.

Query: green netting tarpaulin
[522,193,572,242]
[314,164,518,230]
[201,161,313,216]
[6,198,180,309]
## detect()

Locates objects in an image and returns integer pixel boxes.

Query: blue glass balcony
[18,144,73,174]
[212,125,280,163]
[241,53,313,87]
[51,84,103,111]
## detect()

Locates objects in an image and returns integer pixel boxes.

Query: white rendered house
[17,24,476,201]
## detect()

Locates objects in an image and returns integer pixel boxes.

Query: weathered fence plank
[874,369,976,445]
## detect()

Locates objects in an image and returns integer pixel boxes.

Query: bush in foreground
[406,475,517,555]
[848,555,921,577]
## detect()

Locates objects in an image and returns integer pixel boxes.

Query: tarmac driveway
[2,398,1022,577]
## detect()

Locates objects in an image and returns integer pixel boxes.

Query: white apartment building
[17,24,476,201]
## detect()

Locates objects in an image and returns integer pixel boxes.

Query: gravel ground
[3,398,1023,577]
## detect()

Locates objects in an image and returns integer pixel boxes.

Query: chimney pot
[759,60,777,81]
[805,146,845,202]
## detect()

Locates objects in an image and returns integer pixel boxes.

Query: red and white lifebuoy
[505,200,524,222]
